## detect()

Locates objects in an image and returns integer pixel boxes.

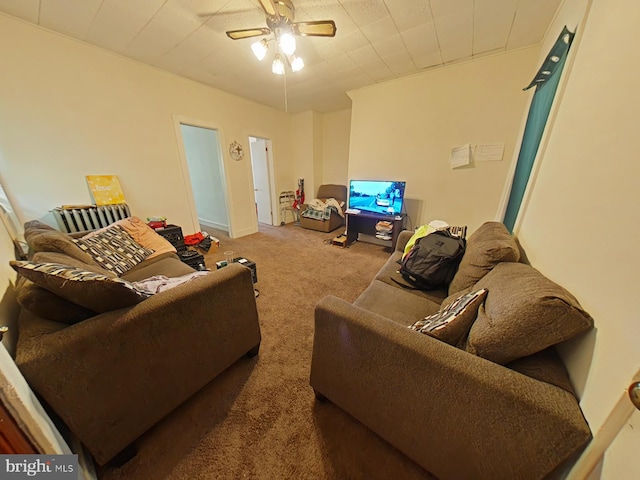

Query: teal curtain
[503,27,574,232]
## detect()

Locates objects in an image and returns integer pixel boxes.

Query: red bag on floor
[184,232,205,245]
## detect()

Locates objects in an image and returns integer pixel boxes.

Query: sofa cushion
[464,262,594,364]
[409,288,488,346]
[121,253,195,282]
[10,261,151,313]
[448,221,520,296]
[506,348,577,396]
[15,276,95,325]
[316,184,347,205]
[24,221,98,265]
[353,280,441,326]
[73,225,154,275]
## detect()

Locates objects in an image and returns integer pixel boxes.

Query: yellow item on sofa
[402,220,449,259]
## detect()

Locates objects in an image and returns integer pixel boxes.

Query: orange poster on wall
[86,175,126,205]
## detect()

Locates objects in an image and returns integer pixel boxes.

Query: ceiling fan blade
[197,8,253,17]
[291,21,337,37]
[226,28,271,40]
[258,0,278,16]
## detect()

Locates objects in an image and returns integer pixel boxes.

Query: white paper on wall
[450,144,471,169]
[474,143,504,161]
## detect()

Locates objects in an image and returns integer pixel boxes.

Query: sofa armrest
[310,296,590,480]
[17,263,261,464]
[395,230,413,252]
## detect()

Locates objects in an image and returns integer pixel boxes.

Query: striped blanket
[301,206,338,221]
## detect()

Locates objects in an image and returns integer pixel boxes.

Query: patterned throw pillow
[73,225,154,275]
[409,289,488,346]
[10,261,152,313]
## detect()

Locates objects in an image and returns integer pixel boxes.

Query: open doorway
[249,136,275,226]
[179,124,230,233]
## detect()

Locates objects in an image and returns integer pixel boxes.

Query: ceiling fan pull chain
[283,69,288,112]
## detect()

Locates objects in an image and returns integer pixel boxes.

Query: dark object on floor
[218,257,257,284]
[332,235,347,247]
[178,249,206,271]
[198,236,212,252]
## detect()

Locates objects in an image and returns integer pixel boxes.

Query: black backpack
[395,230,466,290]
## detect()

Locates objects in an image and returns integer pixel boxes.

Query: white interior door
[250,137,273,225]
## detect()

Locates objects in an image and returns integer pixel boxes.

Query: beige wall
[347,47,539,233]
[0,14,293,238]
[322,109,351,187]
[515,0,639,460]
[291,111,315,206]
[312,111,323,197]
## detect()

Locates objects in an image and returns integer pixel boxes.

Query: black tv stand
[346,211,406,250]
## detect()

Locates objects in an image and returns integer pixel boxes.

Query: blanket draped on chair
[301,198,345,221]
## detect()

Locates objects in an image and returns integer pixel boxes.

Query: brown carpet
[98,224,434,480]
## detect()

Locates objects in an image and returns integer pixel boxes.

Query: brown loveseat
[310,222,593,480]
[299,184,347,233]
[11,221,261,465]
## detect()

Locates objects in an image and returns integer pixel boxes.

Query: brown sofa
[11,221,261,465]
[310,222,593,480]
[299,184,347,233]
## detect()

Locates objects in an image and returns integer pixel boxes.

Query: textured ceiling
[0,0,562,113]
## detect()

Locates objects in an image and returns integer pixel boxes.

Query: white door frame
[172,115,233,237]
[248,135,277,227]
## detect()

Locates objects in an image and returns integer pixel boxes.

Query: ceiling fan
[223,0,337,41]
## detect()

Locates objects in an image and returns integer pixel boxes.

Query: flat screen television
[348,180,406,216]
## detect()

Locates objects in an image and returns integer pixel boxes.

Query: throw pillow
[465,262,594,364]
[15,276,95,325]
[10,261,151,313]
[23,220,56,232]
[73,225,154,275]
[24,222,98,265]
[117,217,177,259]
[448,221,520,296]
[31,251,117,277]
[408,288,488,346]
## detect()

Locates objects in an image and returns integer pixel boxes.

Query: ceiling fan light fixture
[272,54,285,75]
[279,32,296,55]
[251,38,269,61]
[290,54,304,72]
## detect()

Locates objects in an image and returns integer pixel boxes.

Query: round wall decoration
[229,141,244,161]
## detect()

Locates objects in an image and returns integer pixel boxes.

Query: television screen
[348,180,406,215]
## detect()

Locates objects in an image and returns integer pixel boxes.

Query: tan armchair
[299,184,347,233]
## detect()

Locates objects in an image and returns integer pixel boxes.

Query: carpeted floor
[98,223,434,480]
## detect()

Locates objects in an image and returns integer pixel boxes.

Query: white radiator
[52,204,131,234]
